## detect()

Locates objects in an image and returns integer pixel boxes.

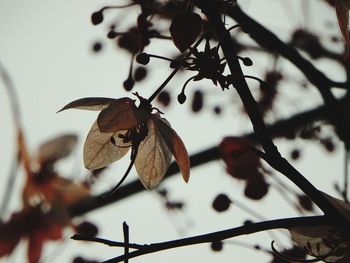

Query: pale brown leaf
[83,121,130,170]
[154,117,190,183]
[37,134,78,163]
[134,119,172,189]
[57,97,120,112]
[97,100,140,132]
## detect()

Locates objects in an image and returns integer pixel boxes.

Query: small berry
[212,193,231,212]
[123,77,135,91]
[136,53,150,65]
[290,149,300,160]
[92,42,102,53]
[177,92,186,104]
[107,30,118,39]
[191,90,203,113]
[213,106,222,115]
[157,91,171,107]
[211,241,223,252]
[91,11,103,25]
[134,67,147,82]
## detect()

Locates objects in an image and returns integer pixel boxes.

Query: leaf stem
[147,36,205,103]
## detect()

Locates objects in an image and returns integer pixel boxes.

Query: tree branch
[190,0,350,236]
[101,216,327,263]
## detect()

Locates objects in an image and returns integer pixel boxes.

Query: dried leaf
[170,11,202,52]
[97,100,141,132]
[37,134,78,163]
[288,193,350,261]
[83,121,130,169]
[58,97,120,112]
[155,117,190,183]
[335,0,350,59]
[134,119,172,189]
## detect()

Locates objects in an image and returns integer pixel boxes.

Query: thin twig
[102,216,327,263]
[71,234,144,249]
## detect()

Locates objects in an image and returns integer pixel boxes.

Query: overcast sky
[0,0,347,262]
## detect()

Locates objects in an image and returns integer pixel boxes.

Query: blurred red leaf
[219,137,260,180]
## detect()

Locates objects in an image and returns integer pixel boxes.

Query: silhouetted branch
[100,216,326,263]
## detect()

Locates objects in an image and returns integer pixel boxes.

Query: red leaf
[58,97,120,112]
[335,0,350,59]
[97,99,141,132]
[170,11,202,52]
[154,117,190,183]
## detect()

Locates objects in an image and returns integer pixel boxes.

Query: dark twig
[123,222,129,263]
[147,36,205,102]
[102,216,327,263]
[71,234,144,249]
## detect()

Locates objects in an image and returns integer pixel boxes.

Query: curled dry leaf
[37,134,78,164]
[58,97,120,112]
[335,0,350,59]
[288,193,350,262]
[170,11,202,52]
[84,121,130,170]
